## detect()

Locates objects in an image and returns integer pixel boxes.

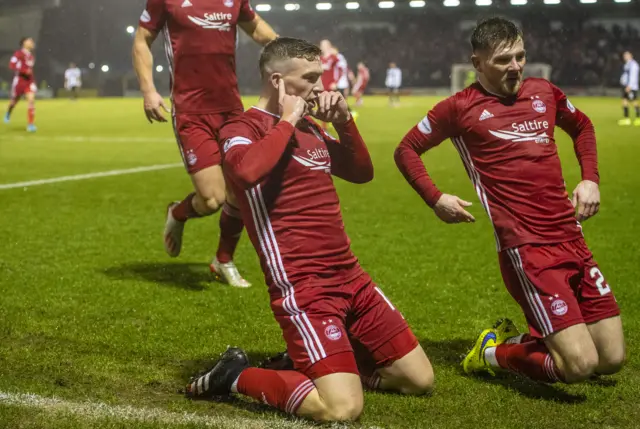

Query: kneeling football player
[185,37,434,422]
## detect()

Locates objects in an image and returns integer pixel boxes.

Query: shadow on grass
[420,338,587,404]
[103,262,222,291]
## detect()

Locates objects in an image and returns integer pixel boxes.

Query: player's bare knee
[321,398,363,422]
[562,352,599,383]
[397,369,434,396]
[194,191,226,215]
[598,349,626,375]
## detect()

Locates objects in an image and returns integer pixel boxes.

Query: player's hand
[433,194,476,224]
[143,91,170,123]
[572,180,600,222]
[278,79,307,125]
[311,91,350,124]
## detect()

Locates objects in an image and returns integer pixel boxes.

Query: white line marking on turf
[0,391,321,429]
[0,163,182,190]
[8,135,176,143]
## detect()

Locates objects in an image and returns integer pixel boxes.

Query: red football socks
[27,104,35,125]
[237,368,315,415]
[216,203,244,263]
[171,193,201,222]
[495,341,563,383]
[505,333,535,344]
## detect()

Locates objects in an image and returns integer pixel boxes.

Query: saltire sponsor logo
[188,14,232,31]
[488,129,550,144]
[292,154,331,172]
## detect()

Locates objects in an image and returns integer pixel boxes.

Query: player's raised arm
[223,80,307,189]
[132,0,170,123]
[238,14,278,46]
[550,83,600,222]
[394,97,475,224]
[312,91,373,184]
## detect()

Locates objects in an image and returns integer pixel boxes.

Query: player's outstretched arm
[550,83,600,222]
[314,91,374,184]
[132,26,169,123]
[239,14,278,46]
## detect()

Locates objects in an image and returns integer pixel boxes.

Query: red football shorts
[172,109,242,174]
[11,78,36,100]
[271,272,418,380]
[499,238,620,338]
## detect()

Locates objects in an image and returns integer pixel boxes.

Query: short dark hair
[259,37,321,75]
[471,17,523,53]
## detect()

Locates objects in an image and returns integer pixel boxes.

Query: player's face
[623,52,632,62]
[319,40,332,56]
[477,38,526,96]
[23,38,35,51]
[280,58,324,108]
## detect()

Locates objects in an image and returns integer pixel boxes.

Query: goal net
[450,63,552,95]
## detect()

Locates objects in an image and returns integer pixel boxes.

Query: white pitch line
[0,391,321,429]
[8,135,176,143]
[0,163,182,190]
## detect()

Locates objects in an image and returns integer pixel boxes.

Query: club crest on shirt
[224,0,234,7]
[532,99,547,114]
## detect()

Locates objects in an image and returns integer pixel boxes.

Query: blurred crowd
[236,15,640,90]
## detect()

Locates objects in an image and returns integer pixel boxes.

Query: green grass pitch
[0,96,639,429]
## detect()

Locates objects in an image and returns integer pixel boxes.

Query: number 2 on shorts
[590,267,611,296]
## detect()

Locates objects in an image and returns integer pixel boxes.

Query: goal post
[450,63,552,95]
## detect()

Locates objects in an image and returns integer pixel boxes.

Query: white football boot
[210,258,251,288]
[164,202,185,257]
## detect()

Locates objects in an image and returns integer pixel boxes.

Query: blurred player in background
[186,38,433,422]
[618,51,639,126]
[385,62,402,107]
[64,62,82,101]
[335,49,350,99]
[395,17,624,387]
[4,37,37,132]
[132,0,277,287]
[320,39,338,92]
[352,61,370,107]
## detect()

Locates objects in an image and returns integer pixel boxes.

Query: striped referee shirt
[621,59,639,91]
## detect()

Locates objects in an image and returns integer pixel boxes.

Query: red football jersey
[355,64,370,87]
[321,54,338,90]
[220,107,370,294]
[139,0,256,114]
[9,49,35,83]
[395,78,599,251]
